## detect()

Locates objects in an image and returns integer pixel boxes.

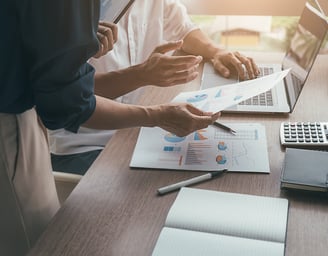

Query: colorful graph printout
[187,94,208,103]
[164,133,186,143]
[130,123,270,173]
[194,130,208,141]
[172,69,290,114]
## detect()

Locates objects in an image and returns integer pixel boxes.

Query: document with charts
[130,123,270,173]
[171,69,290,114]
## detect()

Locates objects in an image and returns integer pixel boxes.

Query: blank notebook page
[165,187,289,243]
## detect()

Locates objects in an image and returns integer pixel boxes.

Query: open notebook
[152,188,289,256]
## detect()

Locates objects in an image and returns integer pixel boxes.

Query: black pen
[212,122,236,135]
[157,169,228,195]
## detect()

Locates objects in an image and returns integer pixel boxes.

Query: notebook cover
[280,148,328,191]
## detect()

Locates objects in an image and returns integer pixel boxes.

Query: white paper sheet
[172,69,290,113]
[130,123,270,173]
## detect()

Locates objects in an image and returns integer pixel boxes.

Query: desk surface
[29,53,328,256]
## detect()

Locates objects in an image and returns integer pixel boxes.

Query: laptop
[100,0,135,23]
[201,2,328,114]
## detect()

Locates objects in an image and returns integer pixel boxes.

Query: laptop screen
[283,2,328,111]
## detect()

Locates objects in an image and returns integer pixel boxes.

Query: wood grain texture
[29,54,328,256]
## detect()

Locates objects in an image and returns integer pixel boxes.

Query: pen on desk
[157,169,228,195]
[212,122,236,135]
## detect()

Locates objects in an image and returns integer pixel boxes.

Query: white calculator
[280,122,328,147]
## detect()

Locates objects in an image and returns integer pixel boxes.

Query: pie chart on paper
[164,133,186,143]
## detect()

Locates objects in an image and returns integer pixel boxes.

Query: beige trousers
[0,109,60,256]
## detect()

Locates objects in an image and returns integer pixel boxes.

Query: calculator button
[285,139,297,143]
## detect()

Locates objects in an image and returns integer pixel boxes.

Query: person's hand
[93,21,118,58]
[139,40,203,87]
[152,103,220,137]
[212,51,260,80]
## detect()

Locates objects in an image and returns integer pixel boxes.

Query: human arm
[20,0,100,132]
[83,96,220,137]
[161,0,259,80]
[22,1,218,137]
[94,40,202,99]
[181,29,260,80]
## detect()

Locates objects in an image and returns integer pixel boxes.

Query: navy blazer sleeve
[19,0,100,132]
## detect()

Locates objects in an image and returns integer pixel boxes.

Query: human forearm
[83,95,219,137]
[94,64,147,99]
[181,29,225,60]
[83,95,157,129]
[94,40,203,99]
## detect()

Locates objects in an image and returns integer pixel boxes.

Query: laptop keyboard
[239,67,274,106]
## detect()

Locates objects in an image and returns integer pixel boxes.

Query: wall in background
[181,0,328,16]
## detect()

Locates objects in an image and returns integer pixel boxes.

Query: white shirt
[49,0,197,155]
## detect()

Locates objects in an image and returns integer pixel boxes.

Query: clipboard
[100,0,135,24]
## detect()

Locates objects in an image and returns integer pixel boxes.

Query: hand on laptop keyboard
[239,66,274,81]
[211,51,260,81]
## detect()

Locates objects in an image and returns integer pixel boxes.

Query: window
[184,0,328,53]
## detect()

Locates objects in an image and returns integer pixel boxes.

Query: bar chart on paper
[130,123,270,173]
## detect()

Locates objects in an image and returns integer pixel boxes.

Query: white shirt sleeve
[163,0,199,42]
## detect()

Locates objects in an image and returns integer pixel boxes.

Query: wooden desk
[29,53,328,256]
